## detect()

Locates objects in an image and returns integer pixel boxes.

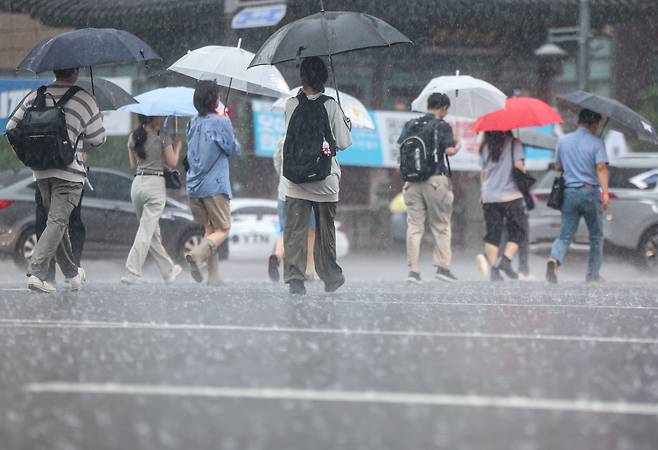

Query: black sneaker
[268,254,280,282]
[325,275,345,293]
[546,260,558,284]
[490,267,504,282]
[289,279,306,295]
[435,267,458,282]
[497,256,518,280]
[407,271,422,284]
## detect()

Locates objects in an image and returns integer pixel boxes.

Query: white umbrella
[168,42,290,100]
[411,74,506,118]
[272,87,375,130]
[513,127,558,150]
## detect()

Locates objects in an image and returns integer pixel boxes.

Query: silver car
[530,155,658,268]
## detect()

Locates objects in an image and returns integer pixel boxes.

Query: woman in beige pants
[122,115,182,284]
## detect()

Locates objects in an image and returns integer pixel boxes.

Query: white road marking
[332,300,658,311]
[1,319,657,345]
[22,382,658,416]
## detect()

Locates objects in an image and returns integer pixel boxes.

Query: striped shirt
[6,81,106,183]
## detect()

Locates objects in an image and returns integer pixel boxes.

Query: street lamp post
[577,0,590,90]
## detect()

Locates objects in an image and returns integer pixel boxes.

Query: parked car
[530,155,658,268]
[0,169,349,266]
[229,198,350,260]
[0,168,213,266]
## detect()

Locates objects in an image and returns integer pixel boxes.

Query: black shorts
[483,198,526,246]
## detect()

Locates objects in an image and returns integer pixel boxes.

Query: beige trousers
[403,175,453,272]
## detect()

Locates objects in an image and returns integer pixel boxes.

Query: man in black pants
[34,187,85,282]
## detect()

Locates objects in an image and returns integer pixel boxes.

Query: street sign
[232,4,287,29]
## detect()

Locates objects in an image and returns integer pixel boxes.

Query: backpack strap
[56,86,83,107]
[34,85,49,108]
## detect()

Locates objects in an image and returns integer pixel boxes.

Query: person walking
[268,138,318,282]
[6,67,105,293]
[185,81,240,285]
[400,93,461,283]
[121,115,182,284]
[546,109,609,283]
[476,131,528,281]
[282,57,352,295]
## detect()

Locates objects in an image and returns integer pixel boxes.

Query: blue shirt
[186,114,240,199]
[556,127,608,188]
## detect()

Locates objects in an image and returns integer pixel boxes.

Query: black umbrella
[75,78,136,112]
[248,3,412,104]
[557,91,658,145]
[17,28,161,73]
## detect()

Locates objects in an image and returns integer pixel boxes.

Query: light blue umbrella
[120,86,224,117]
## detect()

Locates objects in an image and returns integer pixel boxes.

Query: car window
[0,170,31,189]
[86,171,132,202]
[610,167,658,189]
[536,170,559,190]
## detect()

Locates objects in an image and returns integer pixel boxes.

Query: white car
[229,198,350,261]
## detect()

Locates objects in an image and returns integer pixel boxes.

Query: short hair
[427,92,450,110]
[53,68,78,80]
[578,108,602,126]
[193,80,220,116]
[300,57,328,93]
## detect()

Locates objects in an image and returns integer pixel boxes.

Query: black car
[0,168,225,266]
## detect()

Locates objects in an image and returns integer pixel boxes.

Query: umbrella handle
[599,117,609,138]
[89,66,95,96]
[328,54,341,107]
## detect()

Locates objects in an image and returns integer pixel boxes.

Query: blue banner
[0,79,48,132]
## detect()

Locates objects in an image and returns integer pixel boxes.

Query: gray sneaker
[66,267,87,291]
[27,275,56,294]
[121,272,143,285]
[164,264,182,284]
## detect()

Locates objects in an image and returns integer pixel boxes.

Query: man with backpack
[399,93,461,283]
[5,67,105,293]
[282,57,352,295]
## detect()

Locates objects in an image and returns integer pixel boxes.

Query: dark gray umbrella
[17,28,161,74]
[75,78,136,112]
[557,91,658,144]
[248,4,411,104]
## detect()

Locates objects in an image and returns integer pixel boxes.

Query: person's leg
[497,200,526,280]
[124,178,165,278]
[482,203,504,266]
[34,187,56,282]
[30,179,82,281]
[313,201,344,291]
[69,188,85,267]
[403,182,426,275]
[547,189,582,283]
[582,189,604,280]
[283,197,312,291]
[518,207,531,276]
[425,176,454,272]
[305,223,317,278]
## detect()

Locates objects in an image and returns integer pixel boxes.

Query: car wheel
[177,228,205,263]
[638,227,658,270]
[14,226,37,267]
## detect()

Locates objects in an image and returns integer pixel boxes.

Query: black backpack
[399,116,448,182]
[283,92,336,184]
[7,85,82,171]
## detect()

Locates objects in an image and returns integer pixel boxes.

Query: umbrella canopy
[248,11,412,67]
[473,97,563,132]
[272,87,375,129]
[168,45,290,98]
[557,90,658,144]
[17,28,161,73]
[411,75,506,119]
[513,127,559,150]
[120,87,224,117]
[75,77,136,111]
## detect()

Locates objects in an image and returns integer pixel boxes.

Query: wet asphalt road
[0,254,657,450]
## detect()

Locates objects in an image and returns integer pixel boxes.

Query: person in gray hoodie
[282,57,352,295]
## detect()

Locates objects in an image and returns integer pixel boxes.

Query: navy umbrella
[17,28,161,73]
[557,91,658,145]
[75,78,136,112]
[248,2,411,104]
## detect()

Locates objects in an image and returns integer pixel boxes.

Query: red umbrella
[473,97,563,132]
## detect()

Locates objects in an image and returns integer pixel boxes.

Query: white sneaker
[66,267,87,291]
[164,264,182,284]
[518,273,537,282]
[476,254,491,280]
[27,275,56,294]
[121,272,143,285]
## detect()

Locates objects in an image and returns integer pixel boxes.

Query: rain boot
[207,247,222,287]
[186,238,214,283]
